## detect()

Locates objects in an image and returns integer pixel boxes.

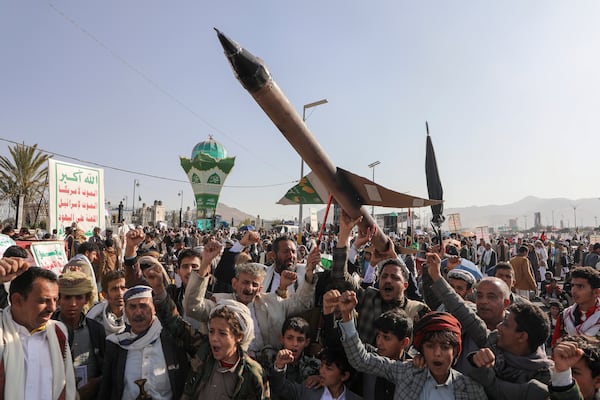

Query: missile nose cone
[214,28,241,57]
[215,29,270,93]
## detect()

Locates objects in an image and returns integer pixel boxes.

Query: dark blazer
[51,312,106,375]
[98,328,189,400]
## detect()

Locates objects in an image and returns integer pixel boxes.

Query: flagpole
[317,194,333,242]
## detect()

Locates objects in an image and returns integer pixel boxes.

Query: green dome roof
[191,135,228,160]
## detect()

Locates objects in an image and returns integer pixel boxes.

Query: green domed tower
[191,136,228,160]
[180,135,235,230]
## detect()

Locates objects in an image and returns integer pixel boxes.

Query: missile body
[216,29,390,251]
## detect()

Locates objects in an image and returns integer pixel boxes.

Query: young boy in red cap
[332,288,486,399]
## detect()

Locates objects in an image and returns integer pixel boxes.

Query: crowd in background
[0,217,597,400]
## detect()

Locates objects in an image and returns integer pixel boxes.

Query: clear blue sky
[2,1,599,222]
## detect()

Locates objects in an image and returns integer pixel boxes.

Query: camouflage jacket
[154,294,270,400]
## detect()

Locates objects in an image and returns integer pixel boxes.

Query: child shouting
[332,289,487,399]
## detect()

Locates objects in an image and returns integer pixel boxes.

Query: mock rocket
[215,29,441,252]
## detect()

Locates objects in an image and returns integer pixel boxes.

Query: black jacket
[98,327,189,400]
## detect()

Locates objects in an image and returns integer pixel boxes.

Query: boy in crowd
[143,262,270,399]
[271,346,362,400]
[547,301,564,351]
[333,289,486,399]
[362,309,412,399]
[549,335,600,400]
[273,316,320,386]
[319,289,413,398]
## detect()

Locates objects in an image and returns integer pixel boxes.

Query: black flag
[425,122,444,228]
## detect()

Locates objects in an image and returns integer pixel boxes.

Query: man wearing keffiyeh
[0,264,77,400]
[98,285,189,400]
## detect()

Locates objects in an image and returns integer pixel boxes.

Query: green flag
[277,172,329,205]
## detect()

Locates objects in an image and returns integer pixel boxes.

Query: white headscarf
[209,299,254,352]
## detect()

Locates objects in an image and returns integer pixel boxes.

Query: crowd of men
[0,216,597,400]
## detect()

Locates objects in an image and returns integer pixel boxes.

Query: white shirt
[321,386,347,400]
[267,269,302,296]
[13,322,53,400]
[123,336,172,400]
[482,250,493,267]
[268,271,283,295]
[536,247,548,263]
[247,302,265,355]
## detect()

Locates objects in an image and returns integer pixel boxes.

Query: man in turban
[98,285,189,400]
[52,271,105,400]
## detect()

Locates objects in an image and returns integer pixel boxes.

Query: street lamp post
[368,161,381,217]
[573,205,577,231]
[299,99,328,232]
[178,190,184,227]
[132,179,139,224]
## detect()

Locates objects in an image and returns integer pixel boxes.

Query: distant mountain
[219,196,600,232]
[444,196,600,230]
[216,203,257,226]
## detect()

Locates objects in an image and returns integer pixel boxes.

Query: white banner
[48,160,105,238]
[310,208,318,232]
[475,226,490,244]
[30,241,68,276]
[447,213,462,233]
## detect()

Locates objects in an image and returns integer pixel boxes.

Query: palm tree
[0,143,51,228]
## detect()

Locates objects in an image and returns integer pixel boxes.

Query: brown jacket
[510,255,537,291]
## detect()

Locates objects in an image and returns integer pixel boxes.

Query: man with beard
[330,211,430,345]
[86,270,127,335]
[262,236,307,296]
[427,251,555,400]
[52,271,105,400]
[98,285,188,400]
[183,239,318,361]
